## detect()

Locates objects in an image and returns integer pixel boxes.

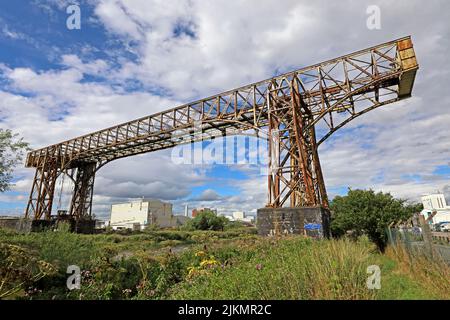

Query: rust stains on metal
[24,36,418,221]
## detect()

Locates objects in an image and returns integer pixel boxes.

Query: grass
[0,227,257,266]
[382,244,450,299]
[171,237,378,299]
[0,227,448,300]
[171,237,449,300]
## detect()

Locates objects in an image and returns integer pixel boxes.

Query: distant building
[95,220,110,229]
[230,211,255,224]
[110,199,188,230]
[421,193,450,224]
[232,211,245,220]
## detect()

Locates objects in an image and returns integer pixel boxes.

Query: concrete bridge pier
[257,206,331,238]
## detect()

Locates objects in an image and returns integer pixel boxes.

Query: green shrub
[0,243,56,299]
[185,210,228,231]
[330,189,418,252]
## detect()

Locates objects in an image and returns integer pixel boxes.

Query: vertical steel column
[309,126,329,209]
[69,162,97,219]
[291,85,316,206]
[25,148,59,220]
[267,83,281,208]
[266,81,328,208]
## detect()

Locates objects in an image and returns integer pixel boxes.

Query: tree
[404,202,424,216]
[330,189,415,252]
[0,129,29,192]
[187,210,228,231]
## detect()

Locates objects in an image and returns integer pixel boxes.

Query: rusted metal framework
[25,36,418,220]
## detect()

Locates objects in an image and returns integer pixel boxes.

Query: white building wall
[421,209,450,224]
[110,199,185,229]
[421,193,450,224]
[434,212,450,224]
[232,211,245,220]
[110,201,149,229]
[230,211,255,224]
[421,194,448,210]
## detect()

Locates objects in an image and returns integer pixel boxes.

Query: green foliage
[59,255,141,300]
[385,243,450,299]
[2,224,447,300]
[171,237,449,300]
[330,189,414,252]
[172,238,378,300]
[0,129,29,192]
[403,202,424,215]
[55,221,72,233]
[0,243,56,299]
[224,220,244,230]
[185,210,229,231]
[186,250,221,279]
[144,224,160,232]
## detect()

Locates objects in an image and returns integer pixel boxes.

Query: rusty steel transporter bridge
[24,37,418,235]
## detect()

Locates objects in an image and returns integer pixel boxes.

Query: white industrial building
[421,193,450,224]
[225,211,255,224]
[110,199,189,230]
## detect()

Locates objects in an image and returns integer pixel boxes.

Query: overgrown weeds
[384,244,450,299]
[1,227,448,300]
[171,237,378,300]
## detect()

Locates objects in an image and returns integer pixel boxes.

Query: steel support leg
[69,162,97,219]
[266,81,329,208]
[25,154,59,220]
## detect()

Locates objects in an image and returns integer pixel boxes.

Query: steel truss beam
[24,36,418,220]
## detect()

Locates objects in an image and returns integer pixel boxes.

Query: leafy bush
[185,210,229,231]
[330,189,416,252]
[224,220,244,230]
[0,128,29,192]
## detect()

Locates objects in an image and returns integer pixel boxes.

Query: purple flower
[255,264,263,271]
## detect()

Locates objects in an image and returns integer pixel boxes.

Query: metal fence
[386,216,450,264]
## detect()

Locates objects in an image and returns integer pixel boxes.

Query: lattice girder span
[23,37,418,221]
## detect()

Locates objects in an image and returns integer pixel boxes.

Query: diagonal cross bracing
[25,36,418,220]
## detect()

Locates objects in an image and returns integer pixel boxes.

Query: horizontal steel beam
[25,36,417,170]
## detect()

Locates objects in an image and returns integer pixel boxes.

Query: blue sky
[1,0,449,218]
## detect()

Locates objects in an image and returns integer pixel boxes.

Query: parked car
[434,221,450,232]
[441,222,450,232]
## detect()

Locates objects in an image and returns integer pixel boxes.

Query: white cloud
[94,1,144,39]
[1,0,450,218]
[1,25,25,40]
[61,55,109,75]
[191,189,223,201]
